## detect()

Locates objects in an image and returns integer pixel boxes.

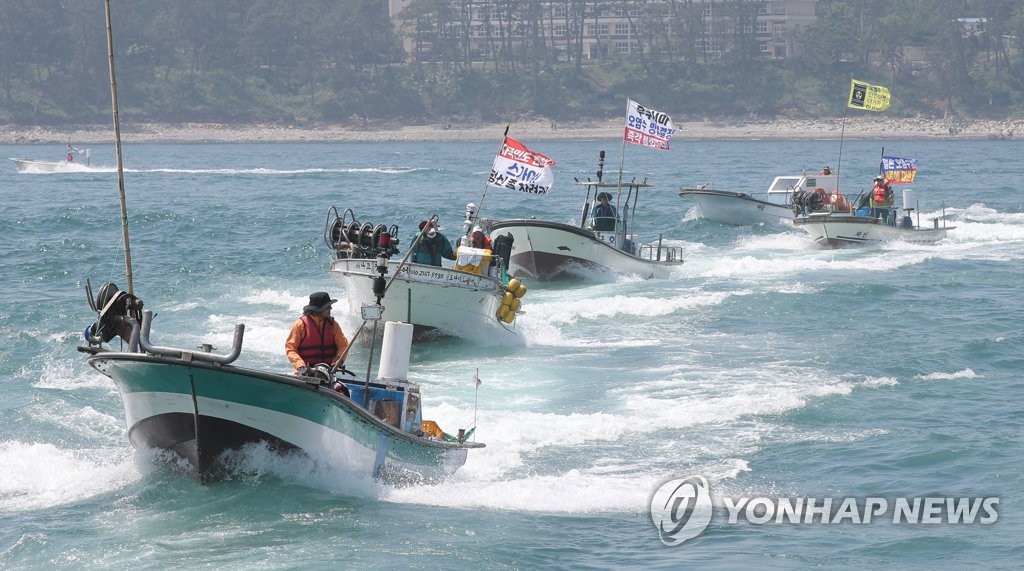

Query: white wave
[15,164,111,174]
[379,458,753,513]
[524,290,731,325]
[0,441,144,512]
[918,368,978,381]
[122,166,430,175]
[383,470,660,513]
[954,203,1024,224]
[215,443,386,497]
[412,365,854,486]
[36,357,115,392]
[943,221,1024,246]
[621,377,853,430]
[680,206,702,223]
[733,232,812,252]
[29,400,125,442]
[860,375,899,387]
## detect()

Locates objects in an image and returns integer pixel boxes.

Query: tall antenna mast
[105,0,133,293]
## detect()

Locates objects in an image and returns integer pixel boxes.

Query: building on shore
[388,0,817,63]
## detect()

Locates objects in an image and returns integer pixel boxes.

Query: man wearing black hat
[285,292,349,375]
[591,192,618,231]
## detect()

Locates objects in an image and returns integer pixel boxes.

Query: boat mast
[105,0,134,294]
[473,124,511,236]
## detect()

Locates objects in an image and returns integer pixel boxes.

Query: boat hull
[680,189,794,226]
[329,259,521,344]
[489,219,683,281]
[90,353,480,482]
[9,158,91,173]
[793,214,951,247]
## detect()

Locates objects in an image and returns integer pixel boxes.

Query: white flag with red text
[487,136,556,196]
[624,99,675,150]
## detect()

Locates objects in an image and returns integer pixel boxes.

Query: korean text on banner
[487,137,556,196]
[848,79,891,112]
[624,99,675,150]
[881,155,917,184]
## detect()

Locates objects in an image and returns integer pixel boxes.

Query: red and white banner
[624,99,675,150]
[487,137,556,195]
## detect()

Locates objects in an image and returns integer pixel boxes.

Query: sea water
[1,137,1021,569]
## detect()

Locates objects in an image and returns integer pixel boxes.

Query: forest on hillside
[1,0,1022,127]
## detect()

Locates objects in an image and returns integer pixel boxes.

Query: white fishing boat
[793,187,953,247]
[10,143,92,172]
[489,151,684,281]
[325,207,526,344]
[679,171,841,226]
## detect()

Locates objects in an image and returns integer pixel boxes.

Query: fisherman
[592,192,618,231]
[468,226,491,250]
[285,292,349,376]
[869,176,894,221]
[411,220,455,266]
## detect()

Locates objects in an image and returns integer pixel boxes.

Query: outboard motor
[491,233,514,272]
[85,282,143,344]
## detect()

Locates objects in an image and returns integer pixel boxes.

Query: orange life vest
[297,315,337,365]
[872,184,888,204]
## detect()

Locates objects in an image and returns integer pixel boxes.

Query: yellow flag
[848,79,891,112]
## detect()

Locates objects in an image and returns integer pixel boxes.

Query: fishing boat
[10,143,92,172]
[489,151,685,281]
[79,284,482,483]
[792,187,952,247]
[77,0,484,483]
[679,171,840,226]
[324,207,527,344]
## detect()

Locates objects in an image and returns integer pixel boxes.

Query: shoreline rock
[1,117,1020,145]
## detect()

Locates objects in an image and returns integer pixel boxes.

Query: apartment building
[388,0,818,62]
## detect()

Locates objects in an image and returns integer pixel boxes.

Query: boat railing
[138,310,244,365]
[638,233,685,262]
[638,244,685,262]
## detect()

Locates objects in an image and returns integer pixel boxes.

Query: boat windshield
[769,177,803,193]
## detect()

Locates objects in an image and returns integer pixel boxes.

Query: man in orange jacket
[285,291,349,375]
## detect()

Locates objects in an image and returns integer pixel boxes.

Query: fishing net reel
[325,207,399,260]
[791,188,825,215]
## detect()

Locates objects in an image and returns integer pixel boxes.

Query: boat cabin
[573,153,684,263]
[766,173,840,203]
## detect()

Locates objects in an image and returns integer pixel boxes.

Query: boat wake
[15,166,434,175]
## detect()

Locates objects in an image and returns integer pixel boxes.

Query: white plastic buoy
[377,321,413,382]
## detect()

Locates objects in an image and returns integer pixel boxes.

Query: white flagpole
[616,102,630,243]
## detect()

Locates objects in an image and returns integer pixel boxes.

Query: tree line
[0,0,1021,127]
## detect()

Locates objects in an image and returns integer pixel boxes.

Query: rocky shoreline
[1,116,1020,144]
